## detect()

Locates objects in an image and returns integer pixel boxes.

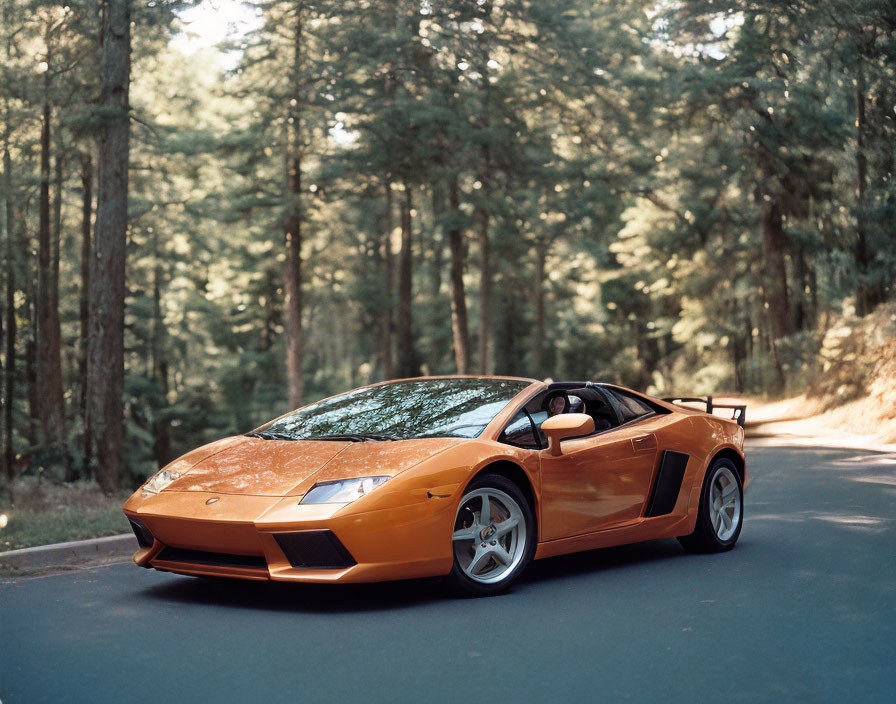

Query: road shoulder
[0,533,136,577]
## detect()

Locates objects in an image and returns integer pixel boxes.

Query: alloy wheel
[710,465,741,541]
[452,488,527,584]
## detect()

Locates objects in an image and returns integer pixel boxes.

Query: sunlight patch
[852,474,896,487]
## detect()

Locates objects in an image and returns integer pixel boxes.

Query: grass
[0,478,131,552]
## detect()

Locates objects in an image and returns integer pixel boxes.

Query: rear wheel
[446,474,536,596]
[678,458,743,553]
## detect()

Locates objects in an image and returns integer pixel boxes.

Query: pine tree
[88,0,131,493]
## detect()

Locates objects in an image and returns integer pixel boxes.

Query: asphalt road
[2,442,894,703]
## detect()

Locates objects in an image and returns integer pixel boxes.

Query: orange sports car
[123,377,746,595]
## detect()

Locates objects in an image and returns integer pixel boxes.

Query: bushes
[809,303,896,407]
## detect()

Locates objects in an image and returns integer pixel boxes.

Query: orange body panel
[124,376,745,583]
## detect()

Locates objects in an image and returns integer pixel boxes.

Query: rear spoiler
[662,395,746,427]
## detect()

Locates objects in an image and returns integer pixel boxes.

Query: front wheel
[678,458,743,553]
[446,474,536,596]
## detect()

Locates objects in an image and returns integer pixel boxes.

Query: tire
[445,474,536,596]
[678,457,743,553]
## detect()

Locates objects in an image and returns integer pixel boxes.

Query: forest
[0,0,893,493]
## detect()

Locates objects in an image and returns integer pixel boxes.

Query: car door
[539,392,659,541]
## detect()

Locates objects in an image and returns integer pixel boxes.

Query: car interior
[499,382,665,450]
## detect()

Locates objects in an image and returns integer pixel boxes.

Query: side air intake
[646,451,690,517]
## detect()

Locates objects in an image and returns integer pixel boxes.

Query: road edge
[0,533,136,573]
[746,423,896,454]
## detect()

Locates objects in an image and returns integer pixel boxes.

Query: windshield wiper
[245,431,297,441]
[306,433,401,442]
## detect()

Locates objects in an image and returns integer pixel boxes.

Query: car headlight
[142,469,181,495]
[300,476,391,505]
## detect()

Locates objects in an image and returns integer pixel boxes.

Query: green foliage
[0,0,893,490]
[0,477,130,551]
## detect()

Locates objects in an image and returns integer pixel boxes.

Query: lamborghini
[123,376,746,595]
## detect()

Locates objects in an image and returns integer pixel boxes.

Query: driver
[543,390,570,417]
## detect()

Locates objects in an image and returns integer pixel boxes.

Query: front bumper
[124,489,455,583]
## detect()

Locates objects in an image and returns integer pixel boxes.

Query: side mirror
[541,413,595,456]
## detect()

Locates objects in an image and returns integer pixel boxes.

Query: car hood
[162,435,464,497]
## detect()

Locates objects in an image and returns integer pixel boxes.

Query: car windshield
[260,378,532,441]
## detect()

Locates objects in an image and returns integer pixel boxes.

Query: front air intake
[128,517,155,549]
[273,530,356,569]
[154,547,268,571]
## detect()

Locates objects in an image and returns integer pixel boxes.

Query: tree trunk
[36,80,67,474]
[396,184,416,377]
[79,153,92,474]
[876,76,895,291]
[54,140,71,478]
[447,175,470,374]
[260,267,277,352]
[379,178,394,379]
[477,202,493,374]
[744,316,754,390]
[428,184,444,373]
[2,147,13,488]
[533,239,547,376]
[52,146,62,321]
[13,197,38,454]
[475,11,494,375]
[760,200,793,340]
[793,247,806,331]
[854,51,882,315]
[283,162,304,409]
[760,199,790,389]
[24,284,38,450]
[151,263,170,468]
[1,0,14,496]
[88,0,131,494]
[283,6,304,409]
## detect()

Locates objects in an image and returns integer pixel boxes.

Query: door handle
[631,434,657,454]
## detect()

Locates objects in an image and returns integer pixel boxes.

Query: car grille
[153,546,268,572]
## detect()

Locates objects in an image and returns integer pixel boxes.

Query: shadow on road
[524,538,685,584]
[142,570,446,612]
[140,538,688,613]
